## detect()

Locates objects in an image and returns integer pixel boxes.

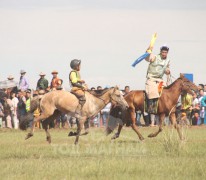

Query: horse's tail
[19,96,41,130]
[105,125,113,135]
[105,106,123,135]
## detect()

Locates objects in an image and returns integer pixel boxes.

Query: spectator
[36,72,49,91]
[96,86,103,125]
[3,96,12,128]
[192,112,200,125]
[11,92,19,129]
[101,103,111,127]
[50,70,62,90]
[181,92,193,125]
[25,89,33,127]
[204,84,206,96]
[7,75,14,81]
[0,102,4,128]
[25,89,32,112]
[97,86,102,90]
[191,92,200,119]
[198,84,204,91]
[33,91,41,129]
[17,90,26,120]
[19,70,29,91]
[90,87,95,91]
[136,110,142,126]
[201,95,206,125]
[56,113,67,128]
[124,86,130,96]
[198,89,205,124]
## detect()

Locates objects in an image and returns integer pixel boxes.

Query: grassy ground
[0,126,206,180]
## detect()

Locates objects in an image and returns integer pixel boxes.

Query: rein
[87,90,107,105]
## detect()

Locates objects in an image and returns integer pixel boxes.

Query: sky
[0,0,206,90]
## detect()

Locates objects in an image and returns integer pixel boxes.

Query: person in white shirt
[11,92,19,129]
[101,103,111,127]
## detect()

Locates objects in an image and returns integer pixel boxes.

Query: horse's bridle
[180,78,196,94]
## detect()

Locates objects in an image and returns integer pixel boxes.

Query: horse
[106,74,198,141]
[20,86,128,144]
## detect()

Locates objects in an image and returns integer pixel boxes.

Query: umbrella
[0,80,18,89]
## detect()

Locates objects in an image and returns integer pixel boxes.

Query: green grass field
[0,126,206,180]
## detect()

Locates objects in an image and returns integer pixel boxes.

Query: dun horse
[20,87,128,144]
[106,74,198,141]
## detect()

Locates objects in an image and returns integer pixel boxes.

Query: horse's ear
[180,73,184,78]
[112,86,119,92]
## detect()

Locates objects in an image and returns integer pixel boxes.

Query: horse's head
[180,74,198,95]
[109,86,128,109]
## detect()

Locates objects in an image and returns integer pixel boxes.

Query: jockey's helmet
[70,59,81,70]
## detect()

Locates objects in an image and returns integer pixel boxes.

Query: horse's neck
[87,91,110,115]
[164,79,182,105]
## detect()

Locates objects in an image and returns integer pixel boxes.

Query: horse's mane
[88,88,111,97]
[163,77,181,89]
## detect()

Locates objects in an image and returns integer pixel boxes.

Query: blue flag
[132,52,150,67]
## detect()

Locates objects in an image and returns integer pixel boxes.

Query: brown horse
[20,87,128,144]
[106,74,198,141]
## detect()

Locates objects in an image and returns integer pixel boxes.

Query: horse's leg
[170,112,183,140]
[148,113,165,138]
[81,118,89,136]
[25,113,50,140]
[42,119,51,144]
[74,117,86,145]
[111,124,123,140]
[130,109,144,141]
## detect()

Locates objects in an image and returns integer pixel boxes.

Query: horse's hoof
[68,131,74,136]
[74,141,78,145]
[148,134,154,138]
[111,133,119,140]
[46,137,51,144]
[140,137,145,141]
[81,132,89,136]
[25,133,33,140]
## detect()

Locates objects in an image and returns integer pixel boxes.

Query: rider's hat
[51,70,58,74]
[160,45,169,52]
[39,72,46,76]
[70,59,81,70]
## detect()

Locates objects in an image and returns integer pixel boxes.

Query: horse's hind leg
[81,118,90,136]
[42,119,51,144]
[170,112,183,140]
[43,111,62,143]
[25,113,51,140]
[111,124,123,140]
[148,113,165,138]
[74,117,86,145]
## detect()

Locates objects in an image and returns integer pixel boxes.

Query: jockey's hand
[83,85,88,91]
[165,69,170,75]
[78,80,85,83]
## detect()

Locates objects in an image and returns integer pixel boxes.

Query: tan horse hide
[71,87,85,98]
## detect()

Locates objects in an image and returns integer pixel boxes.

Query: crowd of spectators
[0,70,206,130]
